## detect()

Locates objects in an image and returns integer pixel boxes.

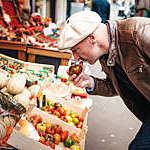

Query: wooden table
[0,40,27,61]
[27,47,72,66]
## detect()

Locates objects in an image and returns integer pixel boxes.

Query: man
[92,0,110,22]
[58,11,150,149]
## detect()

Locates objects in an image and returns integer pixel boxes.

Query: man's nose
[72,53,80,62]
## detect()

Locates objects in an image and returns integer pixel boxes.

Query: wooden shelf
[27,47,72,66]
[0,40,27,51]
[0,40,27,61]
[0,40,72,66]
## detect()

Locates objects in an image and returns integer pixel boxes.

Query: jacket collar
[104,20,119,66]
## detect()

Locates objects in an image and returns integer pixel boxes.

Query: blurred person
[67,0,72,18]
[110,0,120,20]
[91,0,110,22]
[58,11,150,150]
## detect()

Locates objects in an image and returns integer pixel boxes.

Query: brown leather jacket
[88,17,150,122]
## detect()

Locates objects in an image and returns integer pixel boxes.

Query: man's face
[71,35,106,64]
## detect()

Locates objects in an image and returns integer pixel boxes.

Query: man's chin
[87,59,98,65]
[88,60,95,65]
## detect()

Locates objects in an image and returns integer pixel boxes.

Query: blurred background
[5,0,150,149]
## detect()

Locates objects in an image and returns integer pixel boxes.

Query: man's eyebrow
[71,47,79,52]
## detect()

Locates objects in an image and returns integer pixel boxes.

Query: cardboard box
[8,107,87,150]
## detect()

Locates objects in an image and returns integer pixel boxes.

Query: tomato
[50,107,55,113]
[49,129,55,135]
[53,110,61,118]
[73,118,79,125]
[61,131,69,142]
[50,143,55,149]
[60,116,65,121]
[44,141,50,146]
[61,78,67,82]
[69,65,82,76]
[78,116,84,122]
[37,123,46,132]
[53,133,61,144]
[76,122,83,128]
[46,105,50,109]
[56,107,63,113]
[39,136,45,143]
[70,134,79,143]
[61,110,66,116]
[30,115,42,124]
[46,127,52,134]
[55,126,62,134]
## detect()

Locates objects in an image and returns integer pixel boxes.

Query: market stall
[0,1,93,148]
[0,53,92,150]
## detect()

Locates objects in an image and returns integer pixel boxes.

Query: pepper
[70,145,80,150]
[64,139,74,147]
[76,122,83,128]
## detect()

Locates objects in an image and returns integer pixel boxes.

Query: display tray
[8,107,86,150]
[0,53,55,87]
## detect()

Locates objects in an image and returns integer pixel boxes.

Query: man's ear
[88,33,96,45]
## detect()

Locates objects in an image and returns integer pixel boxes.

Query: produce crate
[0,53,25,74]
[24,61,55,75]
[8,107,86,150]
[0,53,55,74]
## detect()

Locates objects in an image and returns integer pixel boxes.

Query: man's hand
[68,71,93,89]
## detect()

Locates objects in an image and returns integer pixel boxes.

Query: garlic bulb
[7,74,26,95]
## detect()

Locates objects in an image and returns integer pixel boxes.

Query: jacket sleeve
[87,76,117,97]
[131,23,150,101]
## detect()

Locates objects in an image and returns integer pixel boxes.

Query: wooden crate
[8,107,86,150]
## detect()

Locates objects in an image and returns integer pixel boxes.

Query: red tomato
[77,122,83,128]
[44,141,50,146]
[46,105,50,109]
[60,116,65,120]
[61,131,69,142]
[49,129,55,135]
[50,107,55,113]
[78,116,84,122]
[50,143,55,149]
[55,126,62,134]
[46,127,51,134]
